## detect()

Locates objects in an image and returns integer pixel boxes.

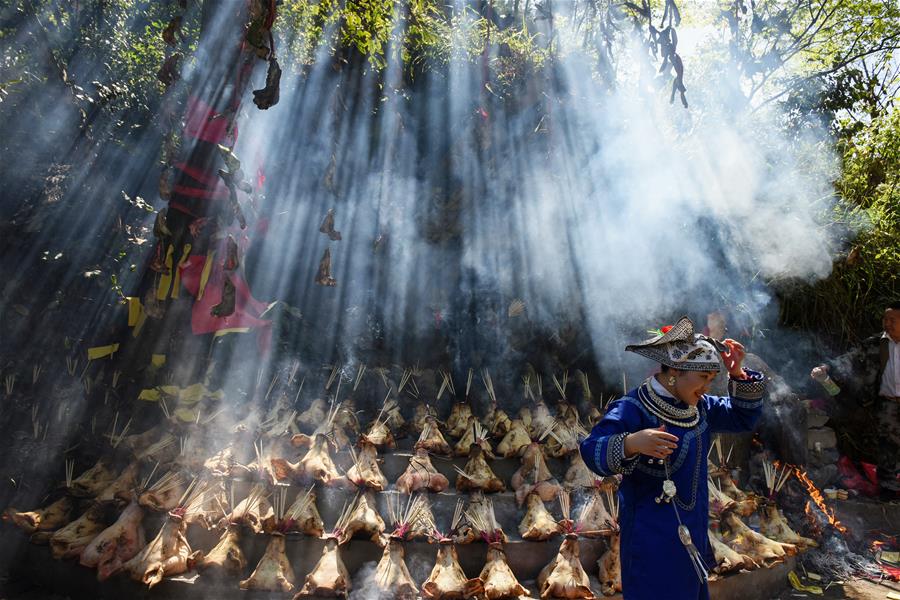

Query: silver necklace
[639,380,700,428]
[654,426,708,583]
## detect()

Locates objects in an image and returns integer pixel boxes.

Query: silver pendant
[677,525,692,546]
[663,479,677,498]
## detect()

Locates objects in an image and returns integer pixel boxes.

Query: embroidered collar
[637,378,699,428]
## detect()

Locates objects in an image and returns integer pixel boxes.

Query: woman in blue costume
[580,317,767,600]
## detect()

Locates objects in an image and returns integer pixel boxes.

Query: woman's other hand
[624,426,679,459]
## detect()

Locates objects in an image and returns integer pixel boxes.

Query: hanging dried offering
[239,533,296,592]
[49,504,108,559]
[454,417,493,457]
[537,535,594,599]
[138,469,187,513]
[336,491,385,546]
[80,502,146,581]
[96,462,141,505]
[68,458,117,498]
[362,419,396,450]
[563,453,600,489]
[415,416,452,456]
[597,533,622,596]
[210,277,236,317]
[485,404,511,438]
[455,445,504,493]
[4,497,74,534]
[446,403,473,439]
[373,537,418,600]
[253,57,282,110]
[294,535,351,598]
[758,504,817,549]
[220,484,274,534]
[421,502,478,599]
[511,443,561,506]
[157,53,182,86]
[479,543,529,600]
[347,440,389,491]
[537,491,593,599]
[161,16,182,46]
[396,447,449,494]
[496,419,530,458]
[577,486,618,537]
[121,515,199,588]
[708,526,757,574]
[224,235,239,271]
[315,248,337,286]
[319,208,342,241]
[198,525,247,575]
[721,512,797,566]
[519,492,558,541]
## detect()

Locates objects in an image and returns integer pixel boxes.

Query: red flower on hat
[660,325,673,334]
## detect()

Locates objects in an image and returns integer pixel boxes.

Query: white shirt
[650,376,676,399]
[879,334,900,398]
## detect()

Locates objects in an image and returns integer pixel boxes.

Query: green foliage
[275,0,548,84]
[780,107,900,343]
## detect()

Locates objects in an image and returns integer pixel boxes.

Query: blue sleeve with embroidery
[704,369,767,433]
[579,398,644,477]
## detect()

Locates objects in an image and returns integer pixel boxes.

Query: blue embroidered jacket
[580,371,766,600]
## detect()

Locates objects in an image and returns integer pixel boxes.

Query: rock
[806,405,830,428]
[807,427,837,451]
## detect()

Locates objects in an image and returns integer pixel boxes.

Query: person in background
[580,317,767,600]
[810,301,900,495]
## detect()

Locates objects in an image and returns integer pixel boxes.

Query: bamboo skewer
[482,369,496,404]
[437,371,451,400]
[354,364,367,391]
[325,364,340,391]
[398,369,412,394]
[558,489,571,521]
[552,371,568,400]
[265,374,279,402]
[763,461,792,496]
[65,458,75,488]
[285,485,316,523]
[576,370,591,400]
[288,360,300,386]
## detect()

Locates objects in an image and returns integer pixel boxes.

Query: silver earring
[668,376,676,386]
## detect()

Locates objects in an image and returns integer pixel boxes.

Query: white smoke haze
[216,1,844,386]
[0,0,847,399]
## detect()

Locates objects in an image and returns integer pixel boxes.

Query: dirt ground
[776,577,900,600]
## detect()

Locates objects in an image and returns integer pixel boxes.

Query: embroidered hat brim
[625,316,725,372]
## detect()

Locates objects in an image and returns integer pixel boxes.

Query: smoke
[0,1,850,459]
[221,3,843,389]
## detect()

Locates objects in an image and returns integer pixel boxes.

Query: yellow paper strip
[138,388,160,402]
[132,309,147,338]
[156,245,175,300]
[788,572,823,595]
[126,297,142,326]
[198,250,215,300]
[174,407,200,423]
[151,354,166,367]
[87,343,120,360]
[213,327,250,338]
